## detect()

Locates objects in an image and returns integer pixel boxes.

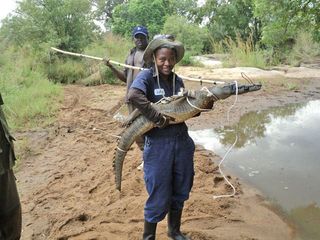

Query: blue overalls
[131,69,195,223]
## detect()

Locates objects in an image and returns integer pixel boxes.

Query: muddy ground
[15,65,320,240]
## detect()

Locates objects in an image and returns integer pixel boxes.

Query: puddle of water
[189,100,320,240]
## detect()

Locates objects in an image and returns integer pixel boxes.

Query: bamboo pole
[50,47,225,84]
[50,47,144,70]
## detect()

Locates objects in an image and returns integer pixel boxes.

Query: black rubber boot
[143,220,157,240]
[167,210,191,240]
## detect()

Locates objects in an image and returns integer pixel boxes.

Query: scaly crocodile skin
[113,83,262,191]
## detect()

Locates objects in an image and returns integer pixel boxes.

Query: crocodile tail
[113,116,154,191]
[113,146,127,191]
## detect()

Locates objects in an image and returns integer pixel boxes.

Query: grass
[0,45,62,130]
[46,57,87,84]
[211,34,268,69]
[287,31,320,66]
[75,33,133,85]
[13,136,32,171]
[0,32,134,129]
[85,33,132,62]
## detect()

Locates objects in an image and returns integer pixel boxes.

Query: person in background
[104,26,149,159]
[104,25,149,114]
[127,37,193,240]
[0,93,22,240]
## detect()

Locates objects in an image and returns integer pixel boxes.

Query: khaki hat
[143,38,185,64]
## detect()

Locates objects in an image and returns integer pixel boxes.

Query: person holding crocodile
[127,37,193,240]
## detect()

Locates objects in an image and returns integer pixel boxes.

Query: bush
[163,15,209,55]
[85,33,132,63]
[179,52,194,66]
[0,46,62,130]
[77,32,133,85]
[213,34,267,68]
[46,33,134,85]
[46,58,88,84]
[288,31,320,66]
[100,66,121,85]
[179,52,203,67]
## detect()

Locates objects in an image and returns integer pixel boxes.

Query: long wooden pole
[50,47,225,84]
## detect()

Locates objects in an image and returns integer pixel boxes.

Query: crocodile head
[209,82,262,100]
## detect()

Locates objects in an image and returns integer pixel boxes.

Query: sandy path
[15,66,320,240]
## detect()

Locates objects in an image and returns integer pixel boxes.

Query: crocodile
[113,82,262,191]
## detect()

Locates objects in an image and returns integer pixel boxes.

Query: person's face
[155,48,177,77]
[134,33,148,50]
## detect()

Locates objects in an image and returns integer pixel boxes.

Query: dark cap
[132,26,148,37]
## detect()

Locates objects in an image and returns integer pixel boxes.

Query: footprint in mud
[59,213,91,230]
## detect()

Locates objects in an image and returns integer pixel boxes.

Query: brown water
[189,100,320,240]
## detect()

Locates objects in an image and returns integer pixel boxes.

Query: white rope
[200,86,213,97]
[186,97,211,112]
[213,135,238,199]
[227,81,238,122]
[153,54,165,98]
[200,86,219,102]
[213,81,239,199]
[153,54,176,97]
[50,47,226,85]
[116,146,127,153]
[173,72,176,95]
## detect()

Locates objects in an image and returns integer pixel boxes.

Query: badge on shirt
[154,88,165,96]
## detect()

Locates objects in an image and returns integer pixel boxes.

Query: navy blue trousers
[143,126,195,223]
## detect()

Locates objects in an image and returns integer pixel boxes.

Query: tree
[165,0,199,22]
[0,0,97,52]
[110,0,201,38]
[91,0,125,29]
[253,0,320,47]
[163,15,208,54]
[111,0,167,38]
[198,0,260,44]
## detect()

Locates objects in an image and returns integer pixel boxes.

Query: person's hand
[155,114,175,128]
[103,57,112,67]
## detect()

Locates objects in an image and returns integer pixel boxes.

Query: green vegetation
[81,33,133,85]
[111,0,167,37]
[46,58,88,84]
[0,46,62,130]
[0,0,319,130]
[1,0,96,52]
[288,31,320,66]
[218,35,267,68]
[163,15,208,55]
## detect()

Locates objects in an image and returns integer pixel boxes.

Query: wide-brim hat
[143,38,185,64]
